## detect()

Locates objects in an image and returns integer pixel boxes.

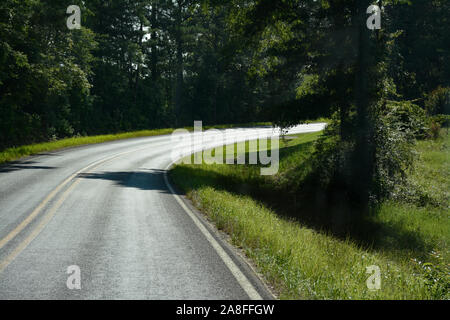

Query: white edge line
[164,160,263,301]
[162,124,327,300]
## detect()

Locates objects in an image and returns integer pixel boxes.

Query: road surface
[0,124,326,299]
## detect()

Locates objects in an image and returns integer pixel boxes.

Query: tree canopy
[0,0,448,207]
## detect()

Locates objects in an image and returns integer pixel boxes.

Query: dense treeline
[226,0,449,212]
[0,0,449,208]
[0,0,265,149]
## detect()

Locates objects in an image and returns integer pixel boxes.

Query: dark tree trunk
[150,2,158,82]
[353,0,376,212]
[174,1,184,125]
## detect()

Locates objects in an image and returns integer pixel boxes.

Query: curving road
[0,123,326,300]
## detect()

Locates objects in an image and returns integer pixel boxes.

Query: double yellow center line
[0,146,153,273]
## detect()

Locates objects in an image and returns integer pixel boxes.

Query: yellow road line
[0,145,153,260]
[0,179,81,273]
[0,174,75,251]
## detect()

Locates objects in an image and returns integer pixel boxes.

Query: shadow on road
[0,160,58,173]
[77,169,183,195]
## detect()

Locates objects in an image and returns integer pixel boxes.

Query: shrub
[430,114,450,128]
[309,101,420,207]
[429,121,442,140]
[384,100,429,139]
[371,101,418,201]
[425,87,450,116]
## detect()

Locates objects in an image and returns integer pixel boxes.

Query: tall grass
[171,131,449,299]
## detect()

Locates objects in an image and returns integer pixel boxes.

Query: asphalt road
[0,123,326,300]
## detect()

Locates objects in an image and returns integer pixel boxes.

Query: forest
[0,0,449,300]
[1,0,449,208]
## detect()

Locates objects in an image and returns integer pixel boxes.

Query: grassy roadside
[170,131,449,299]
[0,122,272,165]
[0,129,174,165]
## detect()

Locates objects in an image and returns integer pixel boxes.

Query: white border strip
[164,160,263,300]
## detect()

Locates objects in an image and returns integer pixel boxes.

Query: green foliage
[388,1,450,101]
[0,0,97,148]
[307,100,428,208]
[171,132,449,299]
[426,87,450,116]
[429,121,442,140]
[217,0,449,214]
[2,0,447,162]
[419,251,450,300]
[0,0,447,229]
[372,102,420,201]
[0,0,269,150]
[382,101,429,139]
[430,115,450,129]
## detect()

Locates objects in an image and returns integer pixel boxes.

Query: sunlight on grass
[171,131,449,300]
[0,129,174,165]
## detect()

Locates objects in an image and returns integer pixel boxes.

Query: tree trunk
[150,2,158,82]
[174,2,184,125]
[353,0,376,211]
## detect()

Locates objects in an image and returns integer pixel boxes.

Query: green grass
[0,129,174,165]
[410,136,450,207]
[170,131,449,300]
[372,134,449,261]
[0,122,273,165]
[194,122,273,130]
